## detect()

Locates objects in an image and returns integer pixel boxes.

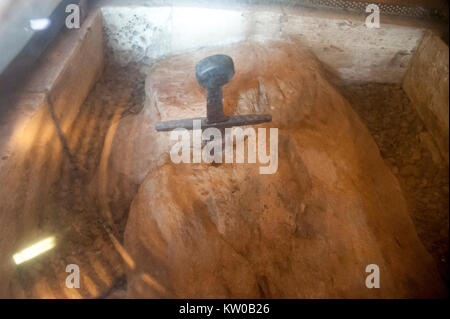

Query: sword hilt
[196,54,235,123]
[156,54,272,132]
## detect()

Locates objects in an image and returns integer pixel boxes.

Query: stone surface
[336,82,449,284]
[403,31,449,163]
[0,93,48,172]
[0,63,140,299]
[116,40,446,298]
[23,9,104,132]
[0,98,60,298]
[0,9,104,168]
[100,4,426,83]
[0,10,107,298]
[0,10,104,166]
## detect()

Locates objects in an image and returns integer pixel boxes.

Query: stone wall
[0,10,104,298]
[403,32,449,163]
[100,3,426,83]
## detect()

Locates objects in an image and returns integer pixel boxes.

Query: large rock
[118,40,445,298]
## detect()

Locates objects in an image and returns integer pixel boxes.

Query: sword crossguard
[156,54,272,132]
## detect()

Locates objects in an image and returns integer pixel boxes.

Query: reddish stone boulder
[116,40,445,298]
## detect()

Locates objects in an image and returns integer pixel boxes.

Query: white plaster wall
[101,4,425,83]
